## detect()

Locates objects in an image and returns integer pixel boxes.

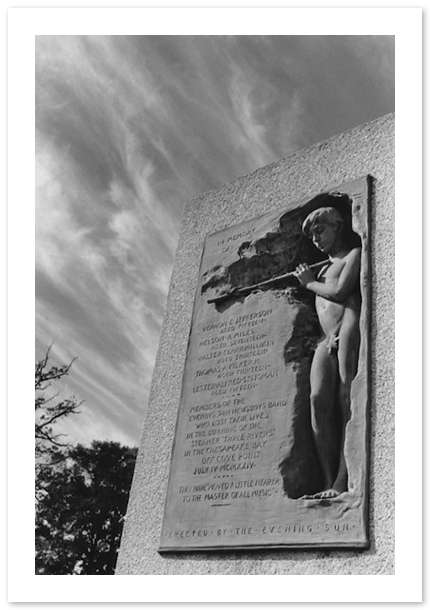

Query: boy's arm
[294,248,361,303]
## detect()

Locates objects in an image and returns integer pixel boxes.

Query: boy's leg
[309,340,339,490]
[331,321,360,492]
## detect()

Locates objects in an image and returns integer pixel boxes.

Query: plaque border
[159,175,372,553]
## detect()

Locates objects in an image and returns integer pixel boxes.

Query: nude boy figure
[293,206,361,499]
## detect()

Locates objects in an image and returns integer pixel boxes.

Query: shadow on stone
[278,304,324,499]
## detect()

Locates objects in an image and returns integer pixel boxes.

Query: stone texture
[116,113,394,574]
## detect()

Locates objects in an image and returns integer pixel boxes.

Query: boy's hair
[302,206,344,238]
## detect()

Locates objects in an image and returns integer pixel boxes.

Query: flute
[207,259,330,304]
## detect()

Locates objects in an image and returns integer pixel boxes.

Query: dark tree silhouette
[35,346,82,486]
[35,441,138,575]
[35,347,138,574]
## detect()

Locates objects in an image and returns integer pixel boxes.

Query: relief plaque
[159,176,370,551]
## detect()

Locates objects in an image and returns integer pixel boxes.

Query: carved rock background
[279,299,323,499]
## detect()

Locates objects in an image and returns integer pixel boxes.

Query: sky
[35,35,395,449]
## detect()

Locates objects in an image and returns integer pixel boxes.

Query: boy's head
[302,207,344,254]
[302,206,344,239]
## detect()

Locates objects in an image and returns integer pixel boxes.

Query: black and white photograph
[6,5,422,604]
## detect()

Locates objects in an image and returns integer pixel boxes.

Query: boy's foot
[300,489,341,500]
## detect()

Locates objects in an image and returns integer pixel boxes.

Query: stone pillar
[116,113,394,575]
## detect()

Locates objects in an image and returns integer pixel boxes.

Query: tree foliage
[36,441,138,575]
[35,347,138,575]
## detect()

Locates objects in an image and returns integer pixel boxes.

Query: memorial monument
[117,113,394,574]
[160,179,369,551]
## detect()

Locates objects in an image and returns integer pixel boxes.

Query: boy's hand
[293,263,316,287]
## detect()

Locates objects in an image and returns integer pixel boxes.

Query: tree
[35,441,138,575]
[35,346,82,488]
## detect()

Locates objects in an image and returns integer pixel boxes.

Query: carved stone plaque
[159,176,370,551]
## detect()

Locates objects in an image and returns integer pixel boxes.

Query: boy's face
[309,221,339,253]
